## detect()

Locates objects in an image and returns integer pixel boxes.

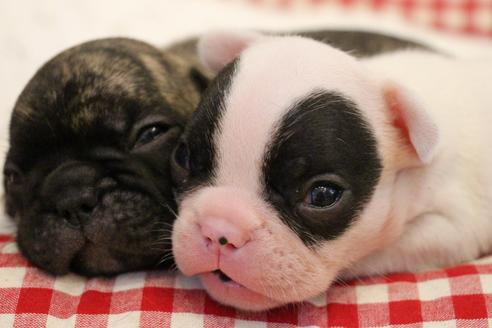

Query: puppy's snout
[199,217,252,250]
[192,187,264,251]
[42,162,100,227]
[56,192,97,227]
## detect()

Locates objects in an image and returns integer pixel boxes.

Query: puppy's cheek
[247,217,335,302]
[172,206,214,276]
[83,192,166,251]
[315,176,404,274]
[16,213,85,274]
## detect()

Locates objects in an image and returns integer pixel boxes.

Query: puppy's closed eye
[170,141,191,186]
[3,164,23,187]
[135,124,170,146]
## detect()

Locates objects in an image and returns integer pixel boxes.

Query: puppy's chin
[17,223,173,277]
[69,244,169,277]
[200,272,282,311]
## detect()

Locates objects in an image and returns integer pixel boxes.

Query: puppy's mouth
[202,268,252,291]
[69,241,121,275]
[68,240,169,276]
[17,188,174,276]
[212,270,243,287]
[65,190,173,275]
[199,269,281,310]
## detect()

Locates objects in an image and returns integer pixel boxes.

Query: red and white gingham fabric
[1,234,491,327]
[241,0,492,38]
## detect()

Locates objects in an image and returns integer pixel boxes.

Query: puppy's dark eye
[174,142,190,171]
[305,182,343,208]
[136,125,168,146]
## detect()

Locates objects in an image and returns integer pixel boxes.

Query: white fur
[172,32,492,311]
[346,51,492,276]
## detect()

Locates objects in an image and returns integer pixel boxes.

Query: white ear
[197,30,265,73]
[383,83,440,164]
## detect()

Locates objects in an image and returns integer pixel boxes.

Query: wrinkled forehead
[12,85,136,148]
[213,37,378,189]
[10,83,148,171]
[9,49,181,160]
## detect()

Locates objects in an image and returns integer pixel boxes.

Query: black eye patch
[171,60,238,194]
[262,90,382,245]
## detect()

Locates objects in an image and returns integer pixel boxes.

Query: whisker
[159,202,178,218]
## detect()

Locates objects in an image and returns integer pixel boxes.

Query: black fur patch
[172,60,237,194]
[262,90,382,245]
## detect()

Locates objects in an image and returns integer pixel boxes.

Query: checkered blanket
[1,234,491,327]
[244,0,492,38]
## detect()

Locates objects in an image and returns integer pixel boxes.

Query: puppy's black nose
[41,162,100,228]
[56,192,97,228]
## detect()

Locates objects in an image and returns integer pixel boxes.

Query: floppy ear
[198,30,265,73]
[383,83,440,164]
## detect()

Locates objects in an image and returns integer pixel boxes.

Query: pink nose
[200,217,251,249]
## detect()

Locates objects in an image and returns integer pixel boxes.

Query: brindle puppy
[3,31,425,276]
[4,37,210,276]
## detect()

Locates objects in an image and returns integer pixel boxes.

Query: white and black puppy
[170,31,492,311]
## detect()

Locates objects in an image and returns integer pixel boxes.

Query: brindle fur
[5,37,210,276]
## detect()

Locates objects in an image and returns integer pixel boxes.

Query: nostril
[217,237,239,250]
[79,202,95,216]
[63,211,81,229]
[199,219,252,250]
[56,194,97,227]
